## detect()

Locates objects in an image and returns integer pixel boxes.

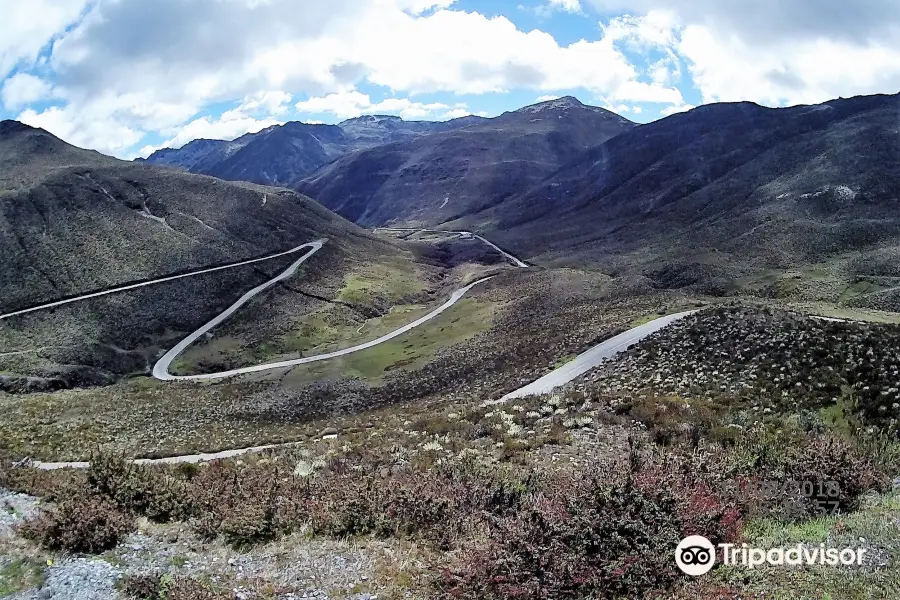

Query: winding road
[8,228,696,469]
[0,242,332,322]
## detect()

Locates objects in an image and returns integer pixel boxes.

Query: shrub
[785,435,888,515]
[632,450,744,546]
[437,474,683,599]
[84,451,191,523]
[185,460,308,547]
[21,492,134,553]
[122,572,230,600]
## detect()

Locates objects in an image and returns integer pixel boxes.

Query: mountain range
[5,90,900,389]
[139,112,490,186]
[144,91,900,303]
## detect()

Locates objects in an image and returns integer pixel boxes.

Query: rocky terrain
[139,113,488,187]
[574,306,900,431]
[295,97,634,226]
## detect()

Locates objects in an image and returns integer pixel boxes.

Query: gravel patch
[0,489,40,541]
[9,557,124,600]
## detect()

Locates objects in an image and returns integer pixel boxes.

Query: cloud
[659,102,694,116]
[585,0,900,45]
[296,90,460,120]
[548,0,582,13]
[440,107,474,120]
[0,0,89,78]
[159,111,282,150]
[536,95,561,102]
[587,0,900,106]
[18,103,144,156]
[1,73,55,110]
[678,25,900,105]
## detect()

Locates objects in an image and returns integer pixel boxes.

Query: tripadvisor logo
[676,536,716,576]
[675,535,868,576]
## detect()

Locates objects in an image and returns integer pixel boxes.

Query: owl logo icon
[676,535,716,576]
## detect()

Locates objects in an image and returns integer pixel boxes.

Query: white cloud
[659,102,694,116]
[240,91,293,115]
[296,90,459,120]
[18,104,144,155]
[160,110,282,149]
[606,80,683,104]
[1,73,55,110]
[536,94,561,102]
[0,0,88,78]
[589,0,900,107]
[548,0,582,13]
[440,107,473,119]
[396,0,457,14]
[678,26,900,106]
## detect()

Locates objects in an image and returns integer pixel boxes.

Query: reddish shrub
[437,475,683,599]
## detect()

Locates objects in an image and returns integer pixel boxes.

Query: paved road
[376,227,529,268]
[12,229,697,468]
[153,273,497,381]
[498,310,697,402]
[30,441,303,470]
[152,229,529,381]
[31,309,698,470]
[0,242,332,321]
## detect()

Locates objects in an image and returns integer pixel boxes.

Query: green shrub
[21,492,133,553]
[785,435,888,515]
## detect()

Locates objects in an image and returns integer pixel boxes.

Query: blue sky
[2,0,898,158]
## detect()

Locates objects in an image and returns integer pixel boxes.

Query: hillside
[0,121,418,388]
[295,96,635,226]
[443,93,900,303]
[139,114,486,186]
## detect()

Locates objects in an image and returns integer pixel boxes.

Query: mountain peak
[0,120,38,136]
[516,96,584,113]
[338,114,405,126]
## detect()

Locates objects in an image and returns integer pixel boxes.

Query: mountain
[295,96,635,226]
[448,93,900,296]
[139,113,486,186]
[0,120,408,388]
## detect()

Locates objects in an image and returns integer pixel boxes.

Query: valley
[2,91,900,600]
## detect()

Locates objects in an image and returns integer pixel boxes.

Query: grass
[169,258,438,375]
[282,297,499,383]
[706,491,900,600]
[0,295,502,460]
[336,262,427,307]
[0,557,47,596]
[552,354,576,368]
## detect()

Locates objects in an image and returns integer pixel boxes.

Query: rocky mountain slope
[295,96,634,226]
[0,121,411,388]
[442,93,900,297]
[139,113,487,186]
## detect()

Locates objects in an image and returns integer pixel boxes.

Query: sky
[2,0,899,159]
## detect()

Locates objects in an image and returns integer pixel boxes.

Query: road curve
[0,242,333,321]
[376,228,529,268]
[153,274,496,381]
[29,309,698,470]
[498,310,697,402]
[153,229,529,381]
